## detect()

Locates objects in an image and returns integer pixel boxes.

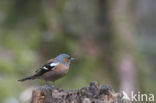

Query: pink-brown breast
[41,63,69,82]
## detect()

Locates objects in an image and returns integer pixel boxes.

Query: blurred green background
[0,0,156,103]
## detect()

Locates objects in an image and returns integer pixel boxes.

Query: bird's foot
[44,84,55,91]
[44,81,55,90]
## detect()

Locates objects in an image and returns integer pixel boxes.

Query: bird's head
[56,54,75,65]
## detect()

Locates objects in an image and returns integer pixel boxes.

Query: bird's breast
[41,63,69,82]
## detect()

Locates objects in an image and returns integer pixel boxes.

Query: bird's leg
[45,80,51,87]
[45,80,55,90]
[53,81,55,86]
[53,81,60,90]
[45,80,49,85]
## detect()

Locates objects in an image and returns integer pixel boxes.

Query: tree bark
[31,82,131,103]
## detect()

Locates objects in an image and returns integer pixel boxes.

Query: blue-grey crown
[56,54,70,61]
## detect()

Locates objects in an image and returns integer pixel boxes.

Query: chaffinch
[18,54,75,82]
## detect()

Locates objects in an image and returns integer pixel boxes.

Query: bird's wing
[18,60,59,81]
[35,60,59,76]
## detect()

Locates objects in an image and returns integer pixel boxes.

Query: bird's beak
[70,57,75,61]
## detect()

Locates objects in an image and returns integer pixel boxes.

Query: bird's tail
[18,74,38,82]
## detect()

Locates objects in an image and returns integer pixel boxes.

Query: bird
[18,54,75,83]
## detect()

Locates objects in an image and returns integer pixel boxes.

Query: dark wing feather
[35,60,59,76]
